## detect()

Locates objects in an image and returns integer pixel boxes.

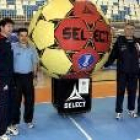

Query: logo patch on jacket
[120,45,127,51]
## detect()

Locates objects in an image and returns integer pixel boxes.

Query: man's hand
[136,43,140,52]
[33,75,38,86]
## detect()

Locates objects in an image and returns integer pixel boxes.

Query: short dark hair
[125,21,135,27]
[17,28,28,35]
[0,18,14,27]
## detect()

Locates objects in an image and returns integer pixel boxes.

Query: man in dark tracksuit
[0,18,15,140]
[104,22,139,120]
[136,41,140,115]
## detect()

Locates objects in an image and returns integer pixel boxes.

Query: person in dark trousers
[136,40,140,116]
[0,18,17,140]
[104,22,139,120]
[11,28,39,133]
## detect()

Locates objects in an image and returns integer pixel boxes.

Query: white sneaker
[0,134,10,140]
[27,123,34,129]
[116,113,123,120]
[6,125,19,136]
[128,110,138,118]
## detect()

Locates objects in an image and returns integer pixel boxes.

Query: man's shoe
[27,123,34,129]
[116,113,123,120]
[128,110,138,118]
[6,125,19,136]
[0,134,10,140]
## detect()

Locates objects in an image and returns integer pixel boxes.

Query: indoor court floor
[11,97,140,140]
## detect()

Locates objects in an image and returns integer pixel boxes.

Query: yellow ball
[28,0,112,79]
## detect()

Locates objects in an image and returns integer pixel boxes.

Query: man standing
[136,40,140,116]
[11,28,39,133]
[0,18,15,140]
[104,22,139,120]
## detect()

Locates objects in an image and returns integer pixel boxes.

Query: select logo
[64,85,86,109]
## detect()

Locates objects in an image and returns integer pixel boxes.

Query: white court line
[95,96,115,99]
[35,102,93,140]
[69,117,92,140]
[35,102,50,105]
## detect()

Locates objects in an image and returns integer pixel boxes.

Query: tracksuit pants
[11,72,34,125]
[0,76,15,136]
[137,72,140,113]
[116,72,138,113]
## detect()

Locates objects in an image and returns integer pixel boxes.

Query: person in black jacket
[0,18,17,140]
[136,40,140,116]
[104,22,139,120]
